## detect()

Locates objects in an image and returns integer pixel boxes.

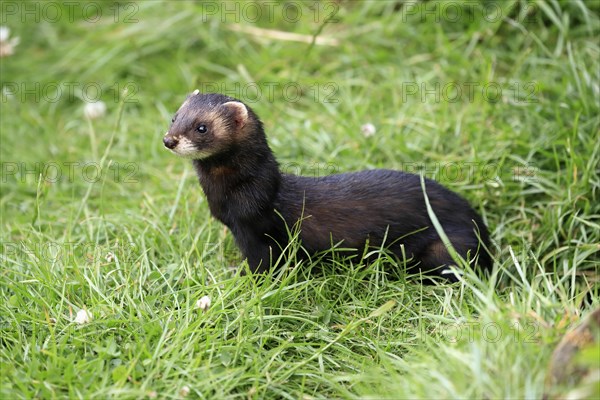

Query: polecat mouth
[164,137,213,160]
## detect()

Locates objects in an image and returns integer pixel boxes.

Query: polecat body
[164,92,492,279]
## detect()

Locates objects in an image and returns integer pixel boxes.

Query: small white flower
[361,122,376,137]
[84,101,107,119]
[0,27,9,42]
[196,295,211,312]
[180,386,190,397]
[74,309,92,324]
[105,252,115,262]
[0,26,20,58]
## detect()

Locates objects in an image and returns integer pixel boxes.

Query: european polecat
[163,91,492,280]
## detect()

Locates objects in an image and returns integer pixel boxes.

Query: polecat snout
[164,91,492,280]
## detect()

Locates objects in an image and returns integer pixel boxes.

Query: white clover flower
[0,27,9,42]
[0,26,20,58]
[84,101,107,119]
[180,386,190,397]
[195,295,211,312]
[361,122,376,137]
[74,309,92,324]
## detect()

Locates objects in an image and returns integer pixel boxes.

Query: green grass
[1,0,599,398]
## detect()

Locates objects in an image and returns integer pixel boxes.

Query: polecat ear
[222,101,248,129]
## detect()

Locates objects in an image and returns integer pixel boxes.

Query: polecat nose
[163,136,178,149]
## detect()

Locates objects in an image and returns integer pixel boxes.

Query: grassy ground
[1,0,599,398]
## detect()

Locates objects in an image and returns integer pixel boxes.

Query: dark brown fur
[164,92,492,280]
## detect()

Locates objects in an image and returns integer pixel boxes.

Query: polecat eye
[197,125,207,133]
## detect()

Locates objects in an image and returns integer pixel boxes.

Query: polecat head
[163,91,259,160]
